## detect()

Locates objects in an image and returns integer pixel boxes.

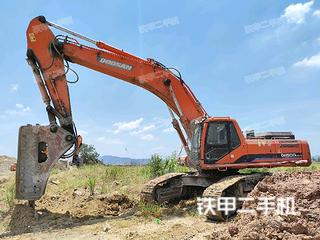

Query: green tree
[79,144,102,165]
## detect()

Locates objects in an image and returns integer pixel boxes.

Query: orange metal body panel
[27,19,72,122]
[200,118,311,170]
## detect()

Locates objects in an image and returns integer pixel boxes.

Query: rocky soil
[208,171,320,240]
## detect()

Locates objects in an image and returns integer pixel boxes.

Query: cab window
[204,121,241,163]
[206,123,228,145]
[230,122,240,150]
[192,123,201,150]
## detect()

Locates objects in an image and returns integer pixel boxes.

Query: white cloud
[142,124,155,131]
[162,127,175,133]
[244,67,286,84]
[110,118,160,141]
[282,1,314,24]
[56,16,74,26]
[140,134,154,141]
[313,9,320,17]
[10,84,19,92]
[244,116,286,131]
[130,124,155,135]
[152,117,171,126]
[113,118,143,134]
[4,104,31,116]
[15,103,24,109]
[294,53,320,67]
[129,124,156,141]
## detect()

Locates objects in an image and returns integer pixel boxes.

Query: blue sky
[0,0,319,158]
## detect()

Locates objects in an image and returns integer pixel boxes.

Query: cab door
[203,121,241,164]
[203,121,230,164]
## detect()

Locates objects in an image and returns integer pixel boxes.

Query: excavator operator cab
[191,118,242,164]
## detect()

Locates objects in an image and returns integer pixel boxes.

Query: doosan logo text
[281,153,300,158]
[97,56,133,71]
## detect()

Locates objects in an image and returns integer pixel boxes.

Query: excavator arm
[16,16,207,200]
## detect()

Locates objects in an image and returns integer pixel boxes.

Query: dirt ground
[0,210,227,240]
[0,157,320,240]
[0,193,228,240]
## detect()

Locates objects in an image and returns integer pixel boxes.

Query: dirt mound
[6,205,37,234]
[37,189,134,218]
[1,192,134,236]
[208,171,320,240]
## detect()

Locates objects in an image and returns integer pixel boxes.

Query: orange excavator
[16,16,311,220]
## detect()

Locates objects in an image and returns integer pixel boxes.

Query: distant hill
[101,155,149,165]
[0,155,16,162]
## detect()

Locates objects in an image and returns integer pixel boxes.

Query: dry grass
[0,177,15,208]
[47,164,152,201]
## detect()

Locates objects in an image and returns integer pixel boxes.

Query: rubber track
[140,172,186,202]
[202,173,267,221]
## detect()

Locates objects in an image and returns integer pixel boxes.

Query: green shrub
[138,202,164,218]
[87,177,96,196]
[163,153,179,173]
[139,166,151,180]
[101,181,109,194]
[148,153,186,178]
[148,154,164,178]
[105,166,124,180]
[5,182,15,207]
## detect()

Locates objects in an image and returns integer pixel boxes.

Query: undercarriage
[141,171,269,221]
